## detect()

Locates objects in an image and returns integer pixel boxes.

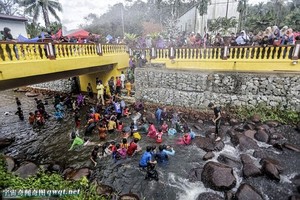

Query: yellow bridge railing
[132,44,300,62]
[0,42,128,62]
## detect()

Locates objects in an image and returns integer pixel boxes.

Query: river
[0,89,299,200]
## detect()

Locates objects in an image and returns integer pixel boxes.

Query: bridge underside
[0,65,113,91]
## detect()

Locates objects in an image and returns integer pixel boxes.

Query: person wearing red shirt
[116,76,122,95]
[127,138,140,156]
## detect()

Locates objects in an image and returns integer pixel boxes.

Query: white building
[0,14,27,39]
[177,0,239,35]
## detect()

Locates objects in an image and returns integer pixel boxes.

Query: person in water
[69,135,84,150]
[177,133,191,145]
[154,145,169,165]
[90,146,99,167]
[133,131,141,141]
[147,122,157,139]
[156,128,163,144]
[15,97,21,107]
[114,143,127,161]
[98,124,107,140]
[127,138,140,157]
[167,126,177,136]
[15,107,24,120]
[28,112,35,125]
[120,138,129,149]
[139,146,157,168]
[208,102,222,142]
[161,121,168,133]
[145,163,159,181]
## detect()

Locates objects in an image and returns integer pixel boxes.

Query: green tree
[237,0,247,32]
[20,0,62,29]
[0,0,21,15]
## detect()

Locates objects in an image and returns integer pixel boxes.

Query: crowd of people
[13,69,223,181]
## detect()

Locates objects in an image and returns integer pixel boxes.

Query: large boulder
[0,137,15,149]
[14,162,38,179]
[244,123,255,130]
[194,137,215,152]
[217,154,242,169]
[4,156,15,172]
[235,184,263,200]
[253,150,268,159]
[96,183,114,197]
[265,120,280,127]
[214,141,225,151]
[201,161,236,191]
[240,154,262,178]
[229,118,240,126]
[196,192,223,200]
[230,133,259,151]
[254,130,269,143]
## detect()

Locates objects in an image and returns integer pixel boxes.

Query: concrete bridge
[0,41,299,91]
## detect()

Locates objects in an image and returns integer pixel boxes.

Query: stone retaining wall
[30,79,72,93]
[135,67,300,111]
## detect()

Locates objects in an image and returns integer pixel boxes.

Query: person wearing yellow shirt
[107,117,116,134]
[133,131,141,140]
[125,80,132,96]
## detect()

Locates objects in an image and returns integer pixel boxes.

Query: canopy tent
[66,29,90,38]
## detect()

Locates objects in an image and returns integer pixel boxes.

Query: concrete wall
[30,79,73,93]
[135,67,300,111]
[0,19,27,39]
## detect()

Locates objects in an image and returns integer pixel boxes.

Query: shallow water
[0,90,299,200]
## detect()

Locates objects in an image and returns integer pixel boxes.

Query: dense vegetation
[0,155,106,200]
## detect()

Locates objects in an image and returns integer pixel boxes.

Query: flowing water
[0,90,299,200]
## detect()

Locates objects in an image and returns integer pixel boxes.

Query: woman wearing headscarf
[281,28,294,45]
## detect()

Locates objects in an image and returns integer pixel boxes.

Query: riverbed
[0,89,299,200]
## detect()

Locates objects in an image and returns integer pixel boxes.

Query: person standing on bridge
[96,81,105,106]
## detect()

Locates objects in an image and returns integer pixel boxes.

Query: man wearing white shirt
[120,71,126,89]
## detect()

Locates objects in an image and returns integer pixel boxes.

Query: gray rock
[217,154,242,169]
[255,130,269,143]
[230,133,259,151]
[203,152,215,161]
[235,184,263,200]
[201,161,236,191]
[283,143,300,152]
[196,192,223,200]
[4,156,15,172]
[14,162,38,179]
[244,130,256,140]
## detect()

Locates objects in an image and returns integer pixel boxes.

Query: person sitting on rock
[90,146,99,167]
[69,135,84,151]
[188,128,196,140]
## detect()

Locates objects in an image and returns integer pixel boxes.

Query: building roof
[0,14,27,22]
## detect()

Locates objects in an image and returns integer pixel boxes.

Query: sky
[59,0,266,30]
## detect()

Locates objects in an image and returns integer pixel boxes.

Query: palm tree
[197,0,211,34]
[237,0,247,32]
[20,0,62,29]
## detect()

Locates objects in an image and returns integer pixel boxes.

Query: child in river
[147,122,157,139]
[156,128,163,143]
[15,107,24,120]
[15,97,21,107]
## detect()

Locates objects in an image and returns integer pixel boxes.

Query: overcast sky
[59,0,266,30]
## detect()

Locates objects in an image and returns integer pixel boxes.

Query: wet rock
[253,150,267,159]
[201,161,236,191]
[62,168,74,178]
[0,137,15,149]
[283,143,300,152]
[225,191,234,200]
[203,152,215,161]
[265,120,280,127]
[119,193,140,200]
[244,130,256,140]
[240,154,252,164]
[14,162,38,179]
[64,168,91,181]
[96,183,114,197]
[261,159,281,181]
[196,192,223,200]
[251,114,261,123]
[255,130,269,143]
[214,141,225,151]
[217,154,242,169]
[194,136,215,152]
[297,122,300,132]
[270,133,284,140]
[25,92,39,97]
[230,133,259,151]
[229,118,239,126]
[188,167,202,182]
[4,156,15,172]
[234,126,245,132]
[243,163,262,178]
[244,123,255,130]
[255,124,270,131]
[235,184,263,200]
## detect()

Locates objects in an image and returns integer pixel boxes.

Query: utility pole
[225,0,229,19]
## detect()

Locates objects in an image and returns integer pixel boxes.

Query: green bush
[0,155,107,200]
[231,104,299,124]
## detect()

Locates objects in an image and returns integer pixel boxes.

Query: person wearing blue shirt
[139,146,157,168]
[189,129,196,139]
[155,107,162,125]
[114,101,122,119]
[168,127,177,136]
